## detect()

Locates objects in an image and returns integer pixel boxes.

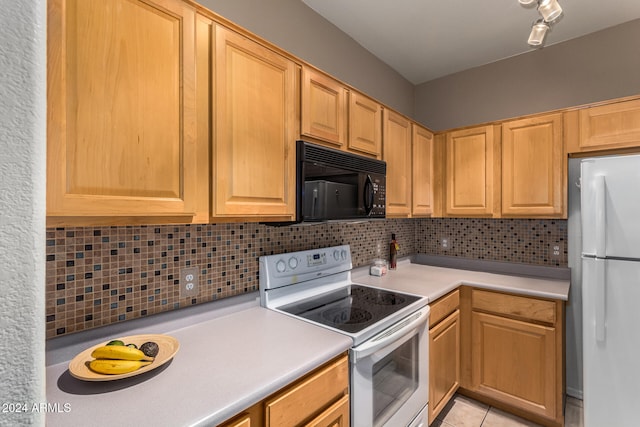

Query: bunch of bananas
[88,342,155,375]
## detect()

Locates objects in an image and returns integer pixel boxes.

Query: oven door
[350,306,430,427]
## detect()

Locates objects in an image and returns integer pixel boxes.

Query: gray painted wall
[415,19,640,131]
[197,0,415,117]
[0,1,47,425]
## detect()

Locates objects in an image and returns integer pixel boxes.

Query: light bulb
[528,20,549,46]
[538,0,563,22]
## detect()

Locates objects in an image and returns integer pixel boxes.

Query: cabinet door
[445,125,500,217]
[569,98,640,153]
[383,110,412,217]
[214,25,298,219]
[429,309,460,425]
[47,0,197,220]
[301,67,347,148]
[412,124,434,216]
[194,14,214,223]
[471,311,557,420]
[349,91,382,158]
[305,395,350,427]
[502,114,565,217]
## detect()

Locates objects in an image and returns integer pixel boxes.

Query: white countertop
[352,259,570,302]
[45,258,569,427]
[45,303,352,427]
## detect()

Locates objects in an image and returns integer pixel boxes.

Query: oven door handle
[351,306,430,362]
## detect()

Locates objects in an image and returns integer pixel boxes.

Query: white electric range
[259,245,430,427]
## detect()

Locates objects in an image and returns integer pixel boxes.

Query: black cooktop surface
[277,284,421,333]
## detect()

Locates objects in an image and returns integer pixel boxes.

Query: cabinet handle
[594,175,606,258]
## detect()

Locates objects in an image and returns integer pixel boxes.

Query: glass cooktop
[277,284,421,333]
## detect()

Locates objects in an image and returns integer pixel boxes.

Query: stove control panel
[259,244,352,290]
[307,252,326,267]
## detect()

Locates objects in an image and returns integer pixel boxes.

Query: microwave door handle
[312,188,318,217]
[364,175,374,215]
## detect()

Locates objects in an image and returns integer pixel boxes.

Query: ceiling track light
[519,0,563,47]
[528,19,550,46]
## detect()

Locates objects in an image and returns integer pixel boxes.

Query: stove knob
[333,250,340,261]
[276,259,286,273]
[288,256,298,270]
[341,249,347,260]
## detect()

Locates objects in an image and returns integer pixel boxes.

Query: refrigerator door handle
[595,175,607,258]
[595,258,606,342]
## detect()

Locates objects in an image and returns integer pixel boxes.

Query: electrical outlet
[180,267,199,298]
[550,242,564,258]
[441,237,451,251]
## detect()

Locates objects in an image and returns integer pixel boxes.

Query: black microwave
[295,140,386,223]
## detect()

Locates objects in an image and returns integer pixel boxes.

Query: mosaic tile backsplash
[416,218,568,266]
[46,219,415,338]
[46,218,567,338]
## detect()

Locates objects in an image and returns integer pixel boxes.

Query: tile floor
[432,394,584,427]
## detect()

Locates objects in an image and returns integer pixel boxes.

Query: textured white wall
[0,1,47,426]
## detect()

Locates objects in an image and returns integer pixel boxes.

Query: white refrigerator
[581,154,640,427]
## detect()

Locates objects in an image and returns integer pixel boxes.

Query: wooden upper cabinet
[445,125,500,217]
[383,110,412,217]
[567,98,640,154]
[349,91,383,158]
[412,124,435,217]
[47,0,198,222]
[213,25,298,220]
[501,113,565,218]
[301,66,347,148]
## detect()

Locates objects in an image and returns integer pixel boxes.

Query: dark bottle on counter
[389,233,399,269]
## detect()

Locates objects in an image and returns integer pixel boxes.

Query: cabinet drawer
[218,413,251,427]
[471,289,556,324]
[265,355,348,427]
[430,289,460,326]
[306,394,350,427]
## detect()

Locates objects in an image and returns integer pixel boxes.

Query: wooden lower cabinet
[218,354,349,427]
[459,287,565,427]
[428,290,460,425]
